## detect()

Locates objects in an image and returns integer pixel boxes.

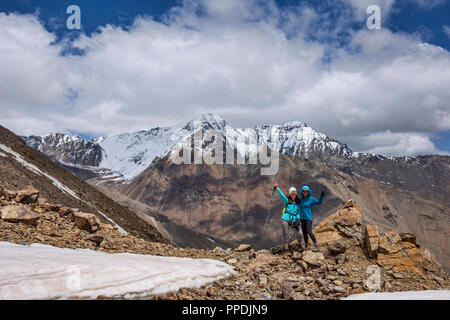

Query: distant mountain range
[22,113,450,205]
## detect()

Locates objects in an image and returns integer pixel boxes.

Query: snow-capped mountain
[23,133,104,167]
[23,113,354,182]
[253,121,354,161]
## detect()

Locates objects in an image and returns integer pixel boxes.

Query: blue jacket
[299,186,323,221]
[276,188,300,222]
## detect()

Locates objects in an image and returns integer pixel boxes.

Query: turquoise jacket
[276,188,300,222]
[299,186,323,221]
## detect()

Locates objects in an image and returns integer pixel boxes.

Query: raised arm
[312,190,325,205]
[276,187,289,206]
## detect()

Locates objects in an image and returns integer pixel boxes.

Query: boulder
[364,225,379,258]
[235,244,252,252]
[15,187,39,204]
[301,251,325,266]
[1,188,17,200]
[314,200,362,244]
[378,232,402,254]
[329,241,346,256]
[1,205,39,225]
[58,206,74,217]
[73,212,101,233]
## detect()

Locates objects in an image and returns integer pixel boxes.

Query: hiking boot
[298,245,305,252]
[312,244,320,252]
[305,243,311,251]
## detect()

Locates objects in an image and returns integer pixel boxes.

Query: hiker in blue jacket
[299,186,324,252]
[273,184,304,251]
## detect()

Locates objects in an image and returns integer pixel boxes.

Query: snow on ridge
[0,144,128,234]
[0,143,82,201]
[0,242,236,300]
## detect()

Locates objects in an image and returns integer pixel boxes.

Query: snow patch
[96,211,128,235]
[344,290,450,300]
[0,242,236,300]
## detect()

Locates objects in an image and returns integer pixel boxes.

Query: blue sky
[1,0,448,49]
[0,0,449,156]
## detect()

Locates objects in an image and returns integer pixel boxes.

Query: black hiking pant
[301,219,317,246]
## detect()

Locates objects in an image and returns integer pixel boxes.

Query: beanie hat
[289,187,297,194]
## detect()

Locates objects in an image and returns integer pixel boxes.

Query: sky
[0,0,449,156]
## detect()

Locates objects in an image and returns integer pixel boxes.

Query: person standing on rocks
[299,186,324,252]
[273,184,304,252]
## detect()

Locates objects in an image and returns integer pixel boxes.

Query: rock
[378,231,402,254]
[302,251,325,266]
[337,268,347,276]
[364,225,379,258]
[15,187,39,204]
[315,278,328,288]
[333,280,343,286]
[291,251,302,261]
[1,205,39,225]
[313,201,362,244]
[227,258,238,265]
[335,254,346,265]
[88,233,105,245]
[58,206,74,217]
[329,241,346,256]
[258,292,272,300]
[248,251,277,270]
[281,283,293,300]
[392,272,404,279]
[235,244,252,252]
[213,247,224,254]
[206,287,215,297]
[333,286,346,294]
[1,188,17,200]
[343,199,354,208]
[400,232,416,244]
[298,260,308,272]
[73,212,101,233]
[43,203,62,212]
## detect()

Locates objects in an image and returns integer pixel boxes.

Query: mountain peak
[281,120,307,128]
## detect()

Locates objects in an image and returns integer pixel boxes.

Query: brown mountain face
[0,125,168,244]
[119,152,449,271]
[93,184,238,249]
[328,154,450,208]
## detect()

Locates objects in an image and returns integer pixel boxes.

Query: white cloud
[444,25,450,39]
[412,0,447,9]
[0,0,449,157]
[348,131,448,156]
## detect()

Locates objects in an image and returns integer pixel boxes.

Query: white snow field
[0,242,236,300]
[344,290,450,300]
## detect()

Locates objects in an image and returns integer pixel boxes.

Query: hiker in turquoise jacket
[273,184,304,251]
[299,186,324,252]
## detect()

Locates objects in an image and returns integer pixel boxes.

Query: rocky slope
[1,193,447,300]
[0,125,167,244]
